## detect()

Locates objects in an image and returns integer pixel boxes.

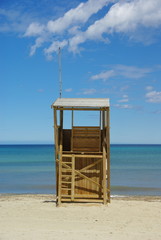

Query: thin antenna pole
[58,47,62,98]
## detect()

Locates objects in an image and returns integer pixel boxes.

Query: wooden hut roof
[52,98,110,109]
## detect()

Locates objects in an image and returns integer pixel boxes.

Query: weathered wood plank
[106,108,110,203]
[80,159,102,171]
[61,198,104,203]
[71,155,75,201]
[57,110,63,206]
[52,98,110,108]
[62,154,102,158]
[58,160,102,188]
[53,109,58,201]
[102,110,107,205]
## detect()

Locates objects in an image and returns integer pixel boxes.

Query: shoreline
[1,193,161,200]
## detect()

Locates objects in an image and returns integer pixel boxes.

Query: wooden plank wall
[72,127,100,152]
[74,156,103,198]
[61,156,103,199]
[63,129,104,152]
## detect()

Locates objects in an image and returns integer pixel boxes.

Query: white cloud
[69,0,161,51]
[145,86,154,91]
[37,89,44,93]
[146,90,161,103]
[47,0,110,34]
[44,40,68,59]
[65,88,73,92]
[30,36,47,56]
[24,0,112,55]
[118,94,129,103]
[81,88,97,95]
[6,0,161,56]
[114,104,133,109]
[0,8,35,33]
[90,64,151,81]
[24,22,45,37]
[91,70,115,81]
[120,85,129,92]
[118,99,129,103]
[114,65,152,79]
[78,88,111,95]
[68,26,81,35]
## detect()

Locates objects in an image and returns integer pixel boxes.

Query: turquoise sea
[0,144,161,196]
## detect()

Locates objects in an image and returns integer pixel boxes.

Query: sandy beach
[0,195,161,240]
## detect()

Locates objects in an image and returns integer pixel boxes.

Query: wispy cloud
[77,88,111,95]
[113,104,133,109]
[118,95,129,103]
[0,1,78,34]
[145,86,161,103]
[37,89,44,93]
[145,86,154,91]
[44,40,68,60]
[0,8,34,33]
[91,70,115,81]
[69,0,161,51]
[46,0,110,34]
[24,0,112,56]
[91,64,152,81]
[120,85,129,92]
[24,22,45,37]
[65,88,73,92]
[80,88,97,95]
[146,90,161,103]
[2,0,161,57]
[113,103,143,111]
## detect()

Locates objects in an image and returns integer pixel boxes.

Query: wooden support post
[58,110,63,206]
[99,111,101,152]
[106,107,110,203]
[72,109,74,128]
[102,110,107,205]
[54,108,58,201]
[71,109,74,151]
[71,155,75,201]
[54,109,58,155]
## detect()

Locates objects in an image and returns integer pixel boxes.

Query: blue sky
[1,0,161,144]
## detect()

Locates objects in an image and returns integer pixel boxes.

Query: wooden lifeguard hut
[51,98,110,205]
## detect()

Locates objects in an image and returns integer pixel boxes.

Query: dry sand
[0,194,161,240]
